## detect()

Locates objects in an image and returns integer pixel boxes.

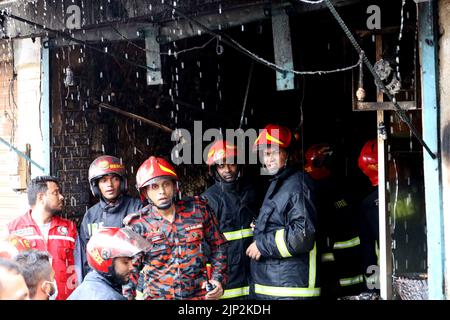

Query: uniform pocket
[148,232,170,256]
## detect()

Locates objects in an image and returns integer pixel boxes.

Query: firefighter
[246,124,319,300]
[304,143,365,299]
[201,140,259,299]
[68,227,150,300]
[6,176,80,300]
[357,139,380,291]
[79,155,143,279]
[123,156,227,300]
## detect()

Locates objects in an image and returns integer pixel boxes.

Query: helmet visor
[106,228,151,258]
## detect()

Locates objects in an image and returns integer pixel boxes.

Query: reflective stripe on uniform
[333,236,360,249]
[220,286,250,299]
[223,228,253,241]
[309,243,317,288]
[375,240,380,265]
[321,252,335,262]
[275,229,292,258]
[254,284,321,297]
[339,274,364,287]
[48,235,76,243]
[255,242,320,298]
[22,235,44,241]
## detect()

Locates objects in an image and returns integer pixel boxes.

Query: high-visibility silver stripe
[333,236,360,249]
[275,229,292,258]
[220,286,250,299]
[309,242,317,288]
[321,253,335,262]
[48,235,76,243]
[223,228,253,241]
[22,235,44,240]
[339,274,364,287]
[254,284,320,297]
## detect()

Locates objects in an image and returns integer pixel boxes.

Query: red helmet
[135,156,178,202]
[358,139,378,186]
[206,140,237,166]
[0,235,31,260]
[253,124,292,151]
[88,155,127,197]
[304,143,334,180]
[86,227,150,274]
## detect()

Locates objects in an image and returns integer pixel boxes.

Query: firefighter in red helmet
[79,155,142,279]
[247,124,319,300]
[202,140,259,299]
[305,143,365,299]
[123,156,227,300]
[358,139,379,187]
[68,227,149,300]
[358,139,380,293]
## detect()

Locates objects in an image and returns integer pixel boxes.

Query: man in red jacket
[7,176,81,300]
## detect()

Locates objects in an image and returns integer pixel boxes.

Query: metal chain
[322,0,436,159]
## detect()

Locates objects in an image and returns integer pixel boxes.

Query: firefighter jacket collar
[99,194,127,213]
[269,165,296,182]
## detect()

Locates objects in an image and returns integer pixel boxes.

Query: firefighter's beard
[45,203,63,216]
[110,268,129,286]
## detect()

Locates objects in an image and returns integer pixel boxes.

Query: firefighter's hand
[246,241,261,261]
[203,280,223,300]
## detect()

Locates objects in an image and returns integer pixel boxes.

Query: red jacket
[7,210,79,300]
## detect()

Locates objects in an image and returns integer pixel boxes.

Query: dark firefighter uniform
[359,187,380,290]
[251,166,320,300]
[202,176,259,299]
[79,195,142,278]
[312,176,365,298]
[123,196,228,300]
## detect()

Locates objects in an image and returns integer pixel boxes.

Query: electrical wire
[297,0,324,4]
[163,2,363,76]
[0,10,159,72]
[322,0,436,159]
[111,25,216,56]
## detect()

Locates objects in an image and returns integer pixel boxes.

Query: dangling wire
[238,60,254,129]
[356,52,366,101]
[322,0,436,159]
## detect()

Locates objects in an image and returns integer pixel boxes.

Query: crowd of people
[0,123,380,300]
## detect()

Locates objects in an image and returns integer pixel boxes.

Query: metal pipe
[95,101,173,134]
[0,136,46,173]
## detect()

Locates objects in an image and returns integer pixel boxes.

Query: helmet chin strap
[146,196,177,210]
[156,201,173,210]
